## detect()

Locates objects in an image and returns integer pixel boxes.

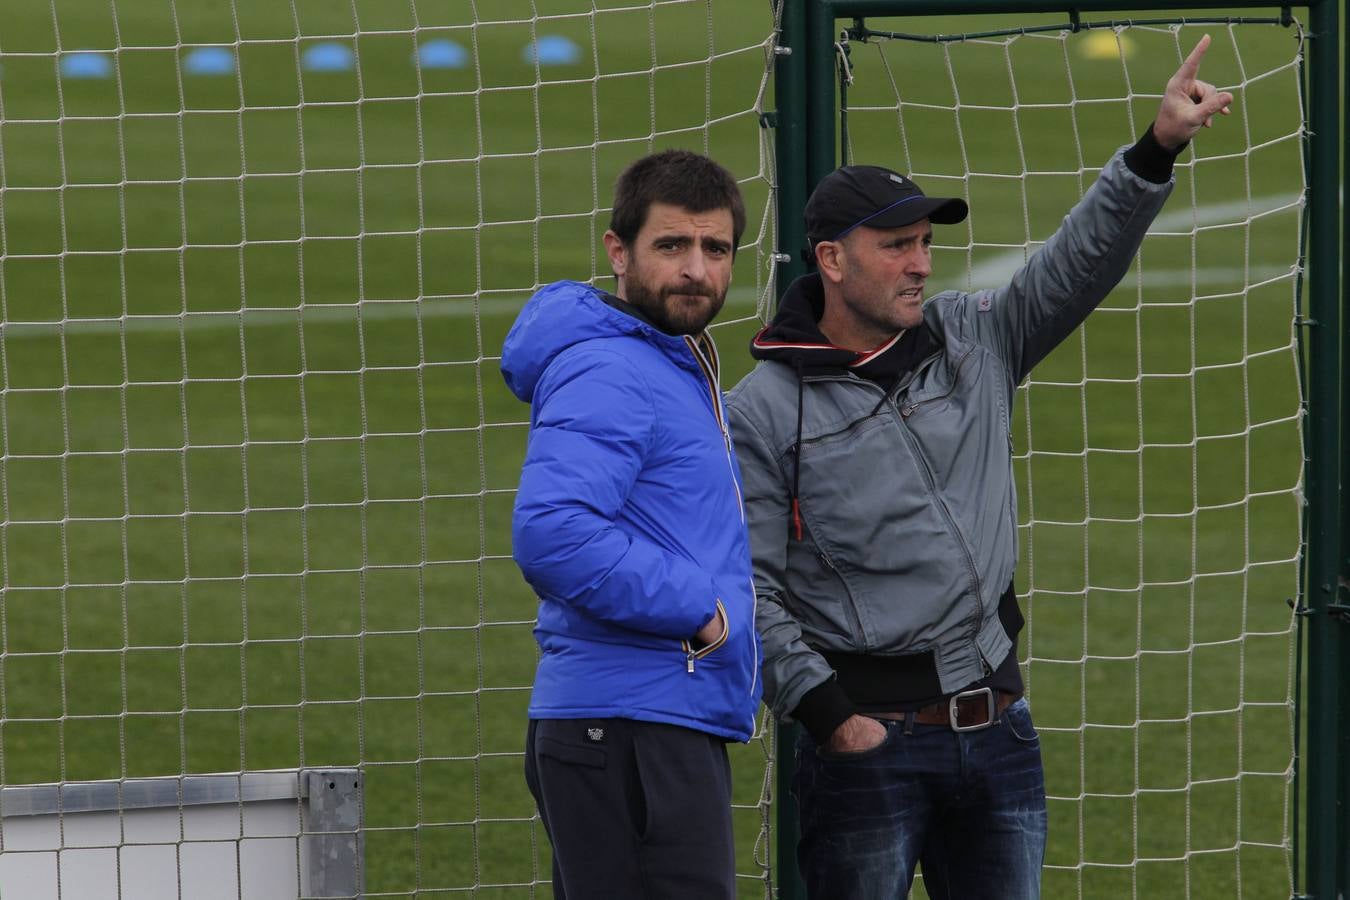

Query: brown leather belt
[873,687,1019,732]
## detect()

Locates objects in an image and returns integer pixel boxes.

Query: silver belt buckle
[948,686,995,732]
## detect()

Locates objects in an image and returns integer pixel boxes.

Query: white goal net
[0,3,1308,898]
[0,0,779,896]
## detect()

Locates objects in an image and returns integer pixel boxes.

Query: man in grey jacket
[726,36,1231,899]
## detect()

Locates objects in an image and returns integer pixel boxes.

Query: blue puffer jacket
[501,280,762,742]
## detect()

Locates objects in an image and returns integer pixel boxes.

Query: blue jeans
[794,697,1047,900]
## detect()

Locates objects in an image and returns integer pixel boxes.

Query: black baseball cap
[804,165,968,248]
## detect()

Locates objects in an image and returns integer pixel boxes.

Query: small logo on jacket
[586,728,605,743]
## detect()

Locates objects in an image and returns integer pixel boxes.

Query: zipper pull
[687,651,696,674]
[900,402,917,418]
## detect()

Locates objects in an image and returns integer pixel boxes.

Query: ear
[815,240,845,285]
[602,230,628,279]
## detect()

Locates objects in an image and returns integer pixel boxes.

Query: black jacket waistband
[791,583,1024,743]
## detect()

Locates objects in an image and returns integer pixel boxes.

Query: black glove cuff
[1123,122,1185,185]
[792,678,857,745]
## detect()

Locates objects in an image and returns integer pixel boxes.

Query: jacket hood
[750,272,939,377]
[501,280,671,403]
[749,273,857,371]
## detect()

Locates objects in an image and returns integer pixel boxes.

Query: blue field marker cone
[183,47,236,76]
[302,42,355,73]
[60,52,113,79]
[524,35,581,66]
[416,38,467,70]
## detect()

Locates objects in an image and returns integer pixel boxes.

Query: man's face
[831,218,933,336]
[603,202,735,335]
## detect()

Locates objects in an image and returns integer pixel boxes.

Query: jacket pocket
[1002,698,1039,747]
[681,599,730,672]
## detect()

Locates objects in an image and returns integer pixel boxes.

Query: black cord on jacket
[790,360,805,541]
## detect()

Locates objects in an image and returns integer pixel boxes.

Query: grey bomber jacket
[726,147,1173,730]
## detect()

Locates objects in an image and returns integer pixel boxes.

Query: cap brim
[869,196,968,228]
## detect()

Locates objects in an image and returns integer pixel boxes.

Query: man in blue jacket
[502,150,763,899]
[727,37,1231,899]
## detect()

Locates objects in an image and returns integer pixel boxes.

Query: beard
[622,263,727,336]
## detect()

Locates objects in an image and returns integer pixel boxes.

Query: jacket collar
[601,289,720,382]
[501,280,716,403]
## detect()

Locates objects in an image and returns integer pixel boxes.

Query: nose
[906,246,931,280]
[682,248,709,282]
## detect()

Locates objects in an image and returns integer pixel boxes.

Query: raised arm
[959,34,1232,384]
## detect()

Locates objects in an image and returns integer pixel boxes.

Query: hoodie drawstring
[790,361,805,541]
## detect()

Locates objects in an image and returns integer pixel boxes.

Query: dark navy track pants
[524,717,737,899]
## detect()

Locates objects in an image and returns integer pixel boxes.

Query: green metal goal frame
[769,2,1345,897]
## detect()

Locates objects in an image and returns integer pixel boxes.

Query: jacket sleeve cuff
[1123,123,1185,185]
[791,677,857,745]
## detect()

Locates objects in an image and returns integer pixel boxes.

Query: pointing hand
[1153,34,1234,151]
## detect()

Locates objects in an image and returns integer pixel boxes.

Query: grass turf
[0,3,1307,897]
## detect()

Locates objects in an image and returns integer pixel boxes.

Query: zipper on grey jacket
[877,351,987,646]
[895,349,942,397]
[899,346,975,418]
[892,416,983,606]
[892,345,1008,677]
[799,361,992,658]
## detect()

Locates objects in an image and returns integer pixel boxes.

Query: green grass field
[0,2,1309,897]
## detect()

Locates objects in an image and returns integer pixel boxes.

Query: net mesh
[837,18,1302,899]
[0,4,1310,898]
[0,0,778,895]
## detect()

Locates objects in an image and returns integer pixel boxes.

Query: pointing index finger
[1178,33,1212,80]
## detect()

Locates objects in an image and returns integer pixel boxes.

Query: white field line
[0,285,764,337]
[0,193,1303,338]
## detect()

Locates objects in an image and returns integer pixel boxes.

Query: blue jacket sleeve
[511,345,720,638]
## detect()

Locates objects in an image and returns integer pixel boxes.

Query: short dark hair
[608,150,746,254]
